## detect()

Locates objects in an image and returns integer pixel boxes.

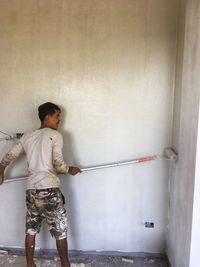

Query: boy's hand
[0,174,4,185]
[68,166,81,176]
[0,163,5,185]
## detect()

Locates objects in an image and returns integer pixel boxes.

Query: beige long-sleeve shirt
[1,128,69,189]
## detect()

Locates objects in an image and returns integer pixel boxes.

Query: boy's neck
[40,123,46,129]
[40,124,56,130]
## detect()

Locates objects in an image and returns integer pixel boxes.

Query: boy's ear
[45,114,50,120]
[43,114,49,123]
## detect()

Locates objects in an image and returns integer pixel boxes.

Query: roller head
[164,147,178,161]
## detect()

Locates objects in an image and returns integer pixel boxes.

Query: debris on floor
[0,249,169,266]
[148,259,155,264]
[0,250,90,267]
[122,257,134,263]
[71,264,91,267]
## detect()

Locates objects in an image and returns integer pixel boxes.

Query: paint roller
[3,147,178,183]
[163,147,178,161]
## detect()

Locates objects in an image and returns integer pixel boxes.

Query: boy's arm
[0,142,24,185]
[52,133,81,175]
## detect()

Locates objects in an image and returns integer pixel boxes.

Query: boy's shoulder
[41,128,63,139]
[21,128,62,140]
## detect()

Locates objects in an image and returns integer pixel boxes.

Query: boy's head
[38,102,61,129]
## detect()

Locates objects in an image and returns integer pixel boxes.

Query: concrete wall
[0,0,178,252]
[167,0,200,266]
[189,107,200,267]
[172,0,186,152]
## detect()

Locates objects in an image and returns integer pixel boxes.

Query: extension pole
[80,155,157,172]
[4,176,27,183]
[4,155,157,183]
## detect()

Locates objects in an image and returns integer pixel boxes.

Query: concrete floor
[0,249,169,267]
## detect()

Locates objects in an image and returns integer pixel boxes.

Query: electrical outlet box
[145,222,154,228]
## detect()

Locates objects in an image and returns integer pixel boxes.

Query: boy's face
[45,110,61,130]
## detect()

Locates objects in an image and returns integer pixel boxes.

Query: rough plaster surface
[167,0,200,266]
[0,0,178,252]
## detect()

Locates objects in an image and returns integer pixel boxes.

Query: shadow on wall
[61,129,80,249]
[58,106,81,248]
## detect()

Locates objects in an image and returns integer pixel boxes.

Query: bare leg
[56,238,70,267]
[25,234,36,267]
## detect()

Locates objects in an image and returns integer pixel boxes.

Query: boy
[0,102,81,267]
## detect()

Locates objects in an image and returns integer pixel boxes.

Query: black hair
[38,102,61,122]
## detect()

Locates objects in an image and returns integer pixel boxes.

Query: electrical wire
[0,130,12,138]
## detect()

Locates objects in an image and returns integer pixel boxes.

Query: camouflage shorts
[26,188,68,240]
